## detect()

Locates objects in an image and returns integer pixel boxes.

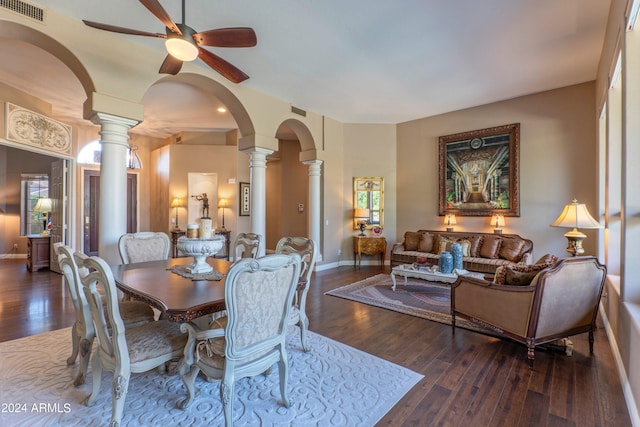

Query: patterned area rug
[325,273,492,333]
[0,327,422,426]
[326,274,574,354]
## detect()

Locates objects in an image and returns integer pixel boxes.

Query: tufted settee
[390,230,534,274]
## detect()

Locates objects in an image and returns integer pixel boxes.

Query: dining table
[111,257,232,322]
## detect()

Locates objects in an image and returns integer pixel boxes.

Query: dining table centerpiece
[177,236,225,274]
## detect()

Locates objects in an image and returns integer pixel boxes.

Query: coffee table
[390,264,483,291]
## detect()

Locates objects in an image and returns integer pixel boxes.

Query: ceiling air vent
[291,106,306,117]
[0,0,45,22]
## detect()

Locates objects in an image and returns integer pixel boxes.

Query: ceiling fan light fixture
[165,35,199,61]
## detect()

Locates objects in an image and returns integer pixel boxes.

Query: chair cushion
[126,320,187,364]
[119,301,155,327]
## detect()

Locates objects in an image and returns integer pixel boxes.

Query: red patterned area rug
[325,273,496,335]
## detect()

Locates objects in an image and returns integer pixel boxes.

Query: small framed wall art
[239,182,250,216]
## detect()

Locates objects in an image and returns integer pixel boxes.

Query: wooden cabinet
[27,235,50,272]
[353,236,386,268]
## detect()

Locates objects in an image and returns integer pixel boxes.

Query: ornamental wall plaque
[5,102,72,156]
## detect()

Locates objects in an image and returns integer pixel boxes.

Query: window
[21,174,48,235]
[77,140,141,169]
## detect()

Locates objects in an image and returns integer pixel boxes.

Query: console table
[353,236,386,268]
[27,235,50,272]
[213,229,231,260]
[171,230,186,258]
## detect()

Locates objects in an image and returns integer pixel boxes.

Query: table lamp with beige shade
[444,213,457,232]
[490,214,506,234]
[170,197,185,230]
[550,199,602,256]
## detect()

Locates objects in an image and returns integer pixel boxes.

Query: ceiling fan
[83,0,257,83]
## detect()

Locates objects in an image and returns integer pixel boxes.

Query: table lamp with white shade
[354,208,370,236]
[33,197,52,236]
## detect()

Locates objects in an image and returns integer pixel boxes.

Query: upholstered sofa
[451,256,606,367]
[390,230,534,274]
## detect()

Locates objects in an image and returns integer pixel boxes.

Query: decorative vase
[439,251,454,274]
[177,236,225,274]
[451,243,463,271]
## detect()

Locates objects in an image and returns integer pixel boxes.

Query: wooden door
[49,159,68,273]
[83,170,137,256]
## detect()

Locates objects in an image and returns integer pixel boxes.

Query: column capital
[90,112,140,129]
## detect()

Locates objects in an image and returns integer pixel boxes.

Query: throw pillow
[494,263,550,286]
[498,238,526,262]
[430,234,441,254]
[479,235,502,259]
[418,232,434,252]
[438,238,471,257]
[437,237,455,253]
[469,235,484,257]
[403,231,423,251]
[535,253,559,266]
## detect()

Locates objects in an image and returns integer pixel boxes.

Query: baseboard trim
[0,254,27,259]
[599,304,640,426]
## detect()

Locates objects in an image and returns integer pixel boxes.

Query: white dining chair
[275,236,317,351]
[231,232,262,262]
[79,254,187,426]
[177,253,301,426]
[54,243,155,386]
[118,231,171,264]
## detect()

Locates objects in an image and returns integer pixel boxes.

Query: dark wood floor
[0,258,631,426]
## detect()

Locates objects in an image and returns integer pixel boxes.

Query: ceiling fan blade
[139,0,181,35]
[194,28,257,48]
[83,20,166,38]
[159,54,183,75]
[198,48,249,83]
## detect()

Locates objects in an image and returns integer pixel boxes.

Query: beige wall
[341,123,397,263]
[165,144,240,236]
[396,82,597,260]
[265,140,308,250]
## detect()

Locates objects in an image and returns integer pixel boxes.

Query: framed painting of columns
[438,123,520,217]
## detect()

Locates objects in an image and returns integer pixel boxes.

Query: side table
[27,235,50,272]
[353,236,386,268]
[171,230,186,258]
[214,229,231,260]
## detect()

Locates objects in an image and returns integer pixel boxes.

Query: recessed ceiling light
[217,107,227,113]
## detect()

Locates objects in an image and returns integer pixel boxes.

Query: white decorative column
[303,160,323,261]
[94,113,139,264]
[248,148,273,256]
